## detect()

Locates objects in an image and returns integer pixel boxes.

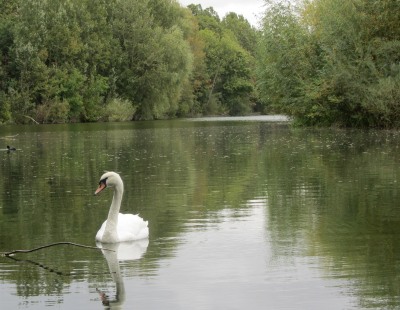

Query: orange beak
[94,182,106,195]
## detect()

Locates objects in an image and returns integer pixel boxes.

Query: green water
[1,117,400,309]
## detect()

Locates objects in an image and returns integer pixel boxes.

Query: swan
[94,171,149,243]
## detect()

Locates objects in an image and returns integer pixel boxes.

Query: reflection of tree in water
[263,128,400,308]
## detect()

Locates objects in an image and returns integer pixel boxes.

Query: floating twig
[2,241,114,257]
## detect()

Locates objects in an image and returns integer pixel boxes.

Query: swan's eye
[99,177,108,186]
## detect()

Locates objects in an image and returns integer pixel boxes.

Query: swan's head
[94,171,123,195]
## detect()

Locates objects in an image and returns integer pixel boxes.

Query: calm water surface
[1,117,400,309]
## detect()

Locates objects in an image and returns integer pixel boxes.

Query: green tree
[222,12,259,113]
[1,0,195,122]
[176,10,207,116]
[222,12,258,56]
[187,4,256,115]
[1,0,261,123]
[112,0,192,120]
[257,1,314,117]
[257,0,400,127]
[0,0,17,122]
[7,0,113,123]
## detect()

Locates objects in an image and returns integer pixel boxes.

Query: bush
[104,98,137,122]
[257,0,400,128]
[35,100,70,124]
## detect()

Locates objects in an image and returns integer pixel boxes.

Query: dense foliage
[187,5,258,115]
[0,0,258,123]
[257,0,400,127]
[2,0,399,127]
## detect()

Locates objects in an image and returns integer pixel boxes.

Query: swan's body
[94,172,149,243]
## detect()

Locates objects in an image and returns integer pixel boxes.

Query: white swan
[94,171,149,243]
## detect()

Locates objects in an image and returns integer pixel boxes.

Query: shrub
[104,98,137,122]
[35,100,70,124]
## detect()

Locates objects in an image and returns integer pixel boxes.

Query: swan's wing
[117,213,149,241]
[95,220,108,241]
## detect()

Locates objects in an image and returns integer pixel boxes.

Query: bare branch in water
[23,115,39,124]
[2,241,114,257]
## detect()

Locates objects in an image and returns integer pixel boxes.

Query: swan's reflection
[96,239,149,308]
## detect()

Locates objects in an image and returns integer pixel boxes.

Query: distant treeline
[0,0,399,127]
[0,0,258,123]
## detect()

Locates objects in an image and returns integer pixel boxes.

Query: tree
[257,1,314,117]
[0,0,260,123]
[112,0,192,120]
[187,4,257,115]
[1,0,195,122]
[222,12,259,112]
[0,0,18,122]
[222,12,258,56]
[257,0,400,127]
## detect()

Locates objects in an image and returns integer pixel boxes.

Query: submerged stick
[2,241,114,257]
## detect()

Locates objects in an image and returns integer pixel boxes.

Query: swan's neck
[103,245,126,306]
[103,182,123,242]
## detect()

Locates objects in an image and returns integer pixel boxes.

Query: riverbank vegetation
[0,0,257,123]
[258,0,400,127]
[0,0,399,127]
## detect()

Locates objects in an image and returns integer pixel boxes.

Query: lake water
[1,116,400,309]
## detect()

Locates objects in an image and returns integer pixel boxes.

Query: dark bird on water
[7,145,16,151]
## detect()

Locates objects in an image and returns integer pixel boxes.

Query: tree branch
[23,115,39,124]
[2,241,114,257]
